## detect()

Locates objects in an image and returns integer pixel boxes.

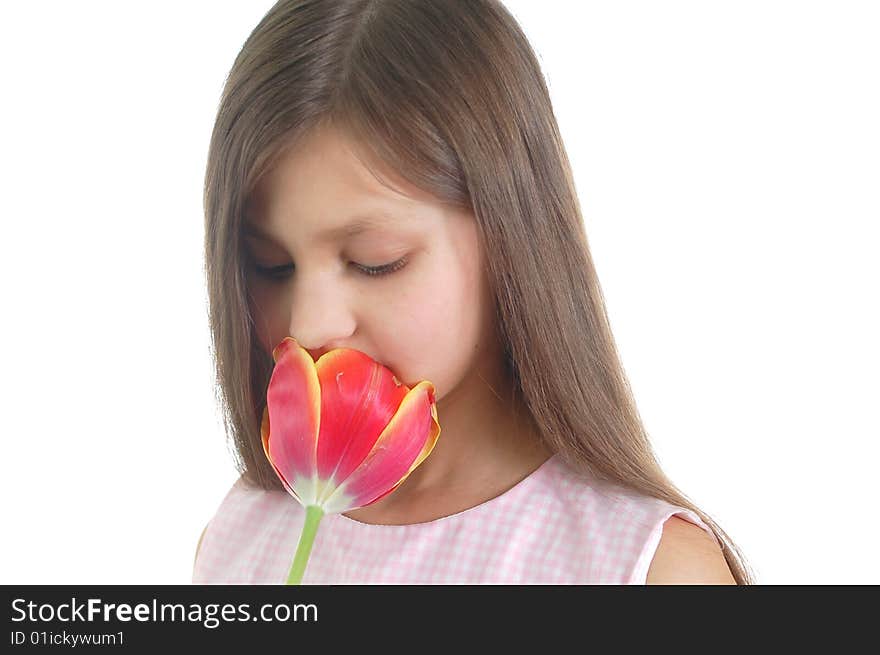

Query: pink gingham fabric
[193,453,719,584]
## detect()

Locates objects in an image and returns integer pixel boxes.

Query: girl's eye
[354,256,409,277]
[251,257,408,281]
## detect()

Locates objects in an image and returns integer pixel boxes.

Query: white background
[1,1,877,584]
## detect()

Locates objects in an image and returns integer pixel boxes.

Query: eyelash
[251,257,408,280]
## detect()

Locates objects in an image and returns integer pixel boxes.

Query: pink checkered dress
[192,453,719,584]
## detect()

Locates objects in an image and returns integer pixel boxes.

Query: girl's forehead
[243,138,458,240]
[256,125,442,211]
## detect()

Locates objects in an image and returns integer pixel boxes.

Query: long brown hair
[203,0,754,584]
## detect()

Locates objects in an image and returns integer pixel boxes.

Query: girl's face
[243,125,500,404]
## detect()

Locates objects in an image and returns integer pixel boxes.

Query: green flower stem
[286,505,325,585]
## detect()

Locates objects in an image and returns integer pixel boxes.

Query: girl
[193,0,753,584]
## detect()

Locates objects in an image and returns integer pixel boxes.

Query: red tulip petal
[361,401,440,506]
[261,405,301,503]
[322,381,440,513]
[265,337,321,499]
[313,349,409,498]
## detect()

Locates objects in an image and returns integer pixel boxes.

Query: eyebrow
[242,214,401,243]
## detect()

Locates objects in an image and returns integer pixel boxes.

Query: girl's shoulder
[530,455,722,583]
[537,455,717,540]
[192,474,294,583]
[646,514,735,584]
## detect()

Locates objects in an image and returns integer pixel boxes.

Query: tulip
[260,336,441,584]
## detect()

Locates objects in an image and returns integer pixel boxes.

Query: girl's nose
[286,272,356,360]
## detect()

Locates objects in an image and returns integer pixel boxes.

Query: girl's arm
[193,523,208,573]
[646,516,736,585]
